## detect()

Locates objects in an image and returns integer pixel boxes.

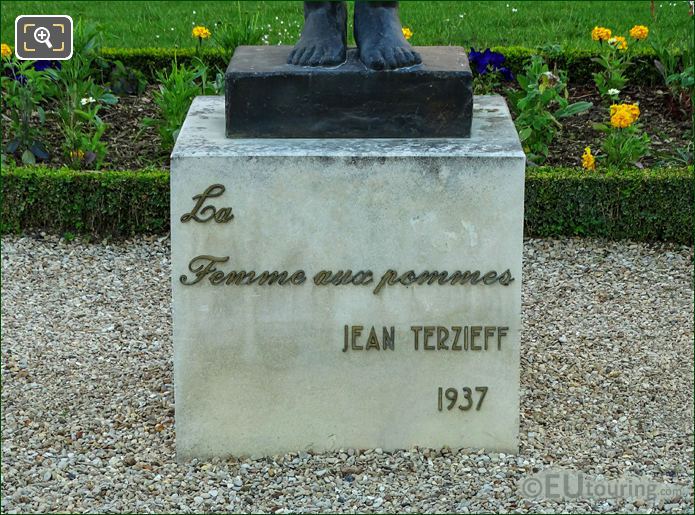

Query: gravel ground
[1,235,693,514]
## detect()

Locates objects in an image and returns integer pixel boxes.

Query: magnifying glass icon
[34,26,53,48]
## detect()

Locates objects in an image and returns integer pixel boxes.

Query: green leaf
[21,149,36,164]
[74,109,93,121]
[44,68,60,81]
[518,127,532,141]
[555,101,593,119]
[100,93,119,105]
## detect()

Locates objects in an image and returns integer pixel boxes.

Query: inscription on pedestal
[171,95,525,459]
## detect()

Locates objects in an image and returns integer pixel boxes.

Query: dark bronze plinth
[225,45,473,139]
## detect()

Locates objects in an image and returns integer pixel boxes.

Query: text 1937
[437,386,488,411]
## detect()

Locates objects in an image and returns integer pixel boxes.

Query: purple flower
[468,48,513,81]
[33,60,61,71]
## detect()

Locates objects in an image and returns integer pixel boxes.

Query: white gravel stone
[1,234,693,513]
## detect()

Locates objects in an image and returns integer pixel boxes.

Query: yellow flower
[610,103,640,128]
[192,26,211,39]
[591,26,612,41]
[1,43,12,58]
[582,147,596,171]
[608,36,628,51]
[629,25,649,40]
[626,103,640,119]
[611,110,634,128]
[402,27,413,40]
[69,149,85,160]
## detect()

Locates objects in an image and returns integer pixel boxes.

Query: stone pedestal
[171,95,524,459]
[225,46,473,138]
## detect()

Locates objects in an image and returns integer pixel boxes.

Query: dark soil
[2,84,692,170]
[2,85,169,170]
[545,84,693,168]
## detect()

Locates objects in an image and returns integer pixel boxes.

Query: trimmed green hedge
[100,45,671,85]
[2,165,693,243]
[1,166,169,237]
[525,166,693,243]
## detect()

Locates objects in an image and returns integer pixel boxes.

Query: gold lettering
[437,327,449,350]
[257,271,290,286]
[373,270,398,295]
[313,271,331,285]
[353,270,374,285]
[498,326,508,350]
[470,326,482,350]
[482,271,498,285]
[213,207,234,223]
[383,326,395,350]
[209,270,226,285]
[351,326,363,350]
[451,326,462,350]
[416,271,450,285]
[225,270,256,285]
[411,326,422,350]
[290,271,306,285]
[484,326,495,350]
[498,269,515,285]
[330,270,351,285]
[314,270,373,286]
[366,327,380,350]
[424,326,435,350]
[180,184,234,223]
[179,255,230,285]
[399,270,417,286]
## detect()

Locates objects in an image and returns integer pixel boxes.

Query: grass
[1,1,693,51]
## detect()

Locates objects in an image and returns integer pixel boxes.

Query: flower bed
[2,83,689,171]
[3,20,692,169]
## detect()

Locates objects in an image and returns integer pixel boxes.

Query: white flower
[80,97,96,106]
[192,10,196,14]
[512,7,518,12]
[607,88,620,96]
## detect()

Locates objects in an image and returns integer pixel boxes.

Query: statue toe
[409,49,422,66]
[360,44,421,70]
[307,48,325,66]
[288,47,305,65]
[319,47,345,66]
